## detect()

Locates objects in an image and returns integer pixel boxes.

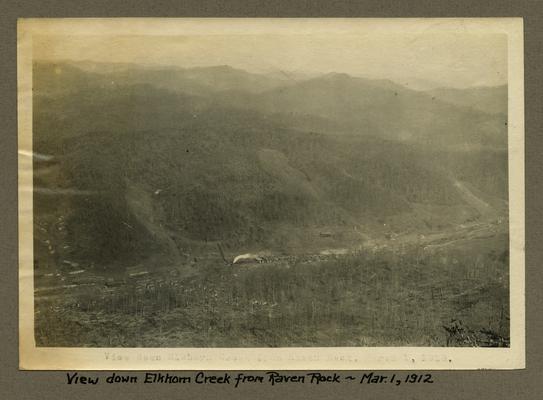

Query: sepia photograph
[18,18,524,370]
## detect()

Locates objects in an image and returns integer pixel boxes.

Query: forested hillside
[32,62,508,270]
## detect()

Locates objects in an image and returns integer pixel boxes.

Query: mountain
[34,62,507,148]
[233,73,507,148]
[34,61,291,97]
[32,62,508,270]
[427,85,508,115]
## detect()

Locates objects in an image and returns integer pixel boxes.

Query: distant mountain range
[32,61,508,268]
[34,61,507,146]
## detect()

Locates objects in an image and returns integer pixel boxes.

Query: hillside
[244,73,507,147]
[34,62,507,147]
[32,62,508,271]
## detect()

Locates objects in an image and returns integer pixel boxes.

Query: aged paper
[18,18,524,370]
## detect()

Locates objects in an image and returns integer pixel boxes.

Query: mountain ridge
[32,61,509,269]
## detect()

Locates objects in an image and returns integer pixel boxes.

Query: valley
[31,61,510,347]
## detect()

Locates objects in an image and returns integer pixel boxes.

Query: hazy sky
[34,32,507,89]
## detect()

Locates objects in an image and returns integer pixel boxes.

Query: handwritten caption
[66,371,434,387]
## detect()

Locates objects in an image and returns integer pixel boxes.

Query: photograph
[17,18,525,370]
